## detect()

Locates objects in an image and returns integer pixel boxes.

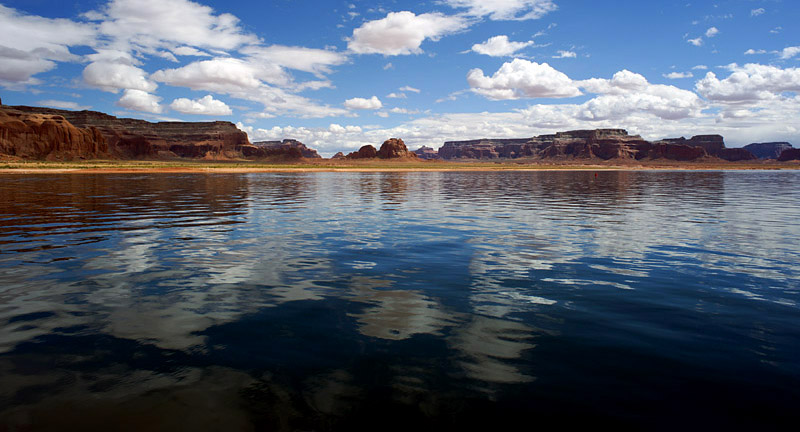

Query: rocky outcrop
[346,145,378,159]
[8,105,249,159]
[437,129,760,162]
[778,148,800,162]
[377,138,416,159]
[0,106,109,160]
[744,142,794,159]
[249,139,321,159]
[414,146,439,160]
[331,152,345,159]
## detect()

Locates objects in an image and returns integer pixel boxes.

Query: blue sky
[1,0,798,155]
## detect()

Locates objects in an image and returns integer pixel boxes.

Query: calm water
[0,171,798,430]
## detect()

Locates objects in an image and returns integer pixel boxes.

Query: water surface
[0,171,798,430]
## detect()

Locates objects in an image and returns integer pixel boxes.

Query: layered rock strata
[438,129,758,162]
[0,106,108,160]
[247,139,322,159]
[7,105,249,159]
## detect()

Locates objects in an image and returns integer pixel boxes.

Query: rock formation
[437,129,758,162]
[346,145,378,159]
[7,105,249,159]
[778,148,800,162]
[414,146,439,160]
[248,139,321,159]
[331,152,345,159]
[744,142,794,159]
[0,106,109,160]
[377,138,416,159]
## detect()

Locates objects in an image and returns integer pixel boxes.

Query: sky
[0,0,798,156]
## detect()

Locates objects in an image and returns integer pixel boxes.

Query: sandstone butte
[2,100,798,163]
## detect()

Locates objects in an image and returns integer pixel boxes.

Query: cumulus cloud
[83,61,157,93]
[467,59,582,99]
[745,49,767,55]
[779,46,800,60]
[471,35,534,57]
[344,96,382,110]
[0,5,95,86]
[169,94,232,115]
[705,27,719,38]
[347,11,469,55]
[172,46,211,57]
[89,0,258,55]
[696,63,800,103]
[688,37,703,47]
[152,57,287,91]
[663,71,693,79]
[117,89,163,113]
[387,93,407,99]
[444,0,557,21]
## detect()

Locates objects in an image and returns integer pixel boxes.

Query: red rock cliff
[9,105,249,159]
[0,106,109,160]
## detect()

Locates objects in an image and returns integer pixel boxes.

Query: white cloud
[744,49,767,55]
[705,27,719,38]
[663,71,693,79]
[399,86,421,93]
[83,61,157,93]
[553,50,576,59]
[383,62,394,70]
[692,65,708,70]
[240,45,347,77]
[37,100,91,110]
[471,35,534,57]
[89,0,258,55]
[347,11,469,55]
[688,37,703,46]
[779,46,800,60]
[172,46,211,57]
[116,89,163,113]
[152,57,287,91]
[751,8,765,17]
[390,107,420,114]
[467,59,582,100]
[444,0,557,21]
[344,96,383,110]
[170,94,232,115]
[696,63,800,103]
[0,5,95,86]
[387,93,407,99]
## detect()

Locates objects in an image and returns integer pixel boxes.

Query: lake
[0,170,798,430]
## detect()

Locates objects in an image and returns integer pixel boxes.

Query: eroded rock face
[377,138,416,159]
[437,129,758,162]
[744,142,794,159]
[0,107,109,160]
[331,152,345,159]
[249,139,321,159]
[778,148,800,162]
[8,105,249,159]
[346,145,378,159]
[413,146,439,160]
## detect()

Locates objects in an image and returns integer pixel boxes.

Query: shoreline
[1,159,799,174]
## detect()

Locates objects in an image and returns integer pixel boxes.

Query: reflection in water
[0,171,799,429]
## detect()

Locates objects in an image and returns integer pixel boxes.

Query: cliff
[744,142,794,159]
[778,148,800,162]
[414,146,439,160]
[437,129,758,162]
[0,106,109,160]
[248,139,321,159]
[7,105,249,159]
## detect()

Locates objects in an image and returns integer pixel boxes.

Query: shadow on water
[0,171,799,430]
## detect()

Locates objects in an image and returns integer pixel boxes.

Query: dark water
[0,171,798,430]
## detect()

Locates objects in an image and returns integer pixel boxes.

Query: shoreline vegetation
[1,158,798,174]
